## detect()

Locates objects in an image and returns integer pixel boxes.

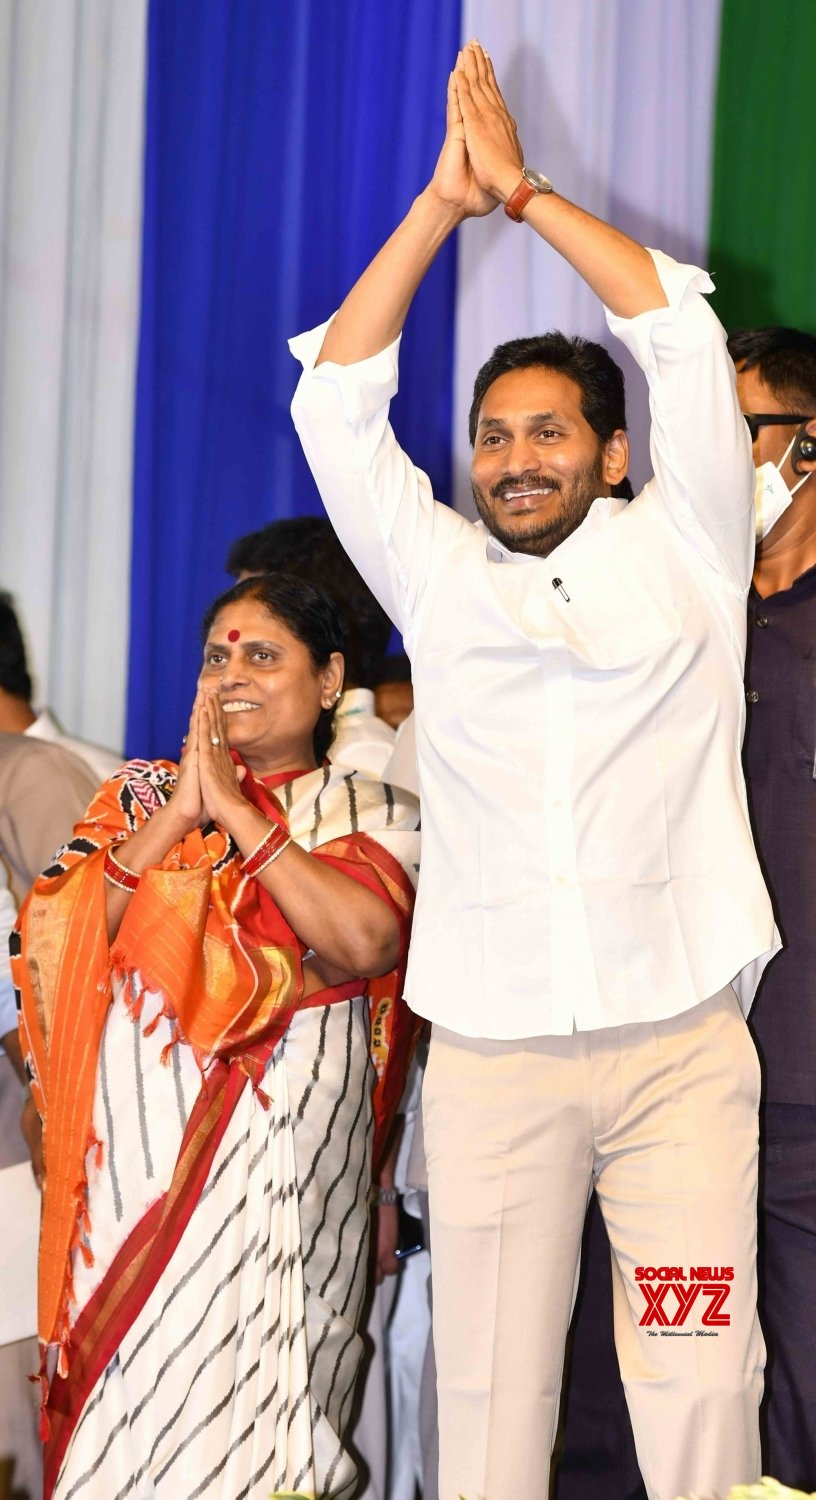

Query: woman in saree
[14,573,420,1500]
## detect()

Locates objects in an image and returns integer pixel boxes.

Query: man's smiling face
[470,365,623,557]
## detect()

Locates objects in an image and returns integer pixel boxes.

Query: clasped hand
[172,688,246,832]
[429,40,524,219]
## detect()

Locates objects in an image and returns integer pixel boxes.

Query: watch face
[522,168,553,193]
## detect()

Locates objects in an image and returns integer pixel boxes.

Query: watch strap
[370,1185,399,1208]
[504,176,537,222]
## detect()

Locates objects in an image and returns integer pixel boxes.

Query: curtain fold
[126,0,461,758]
[0,0,147,754]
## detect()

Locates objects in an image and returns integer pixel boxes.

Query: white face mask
[755,430,813,541]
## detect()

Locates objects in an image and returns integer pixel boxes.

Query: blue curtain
[127,0,461,757]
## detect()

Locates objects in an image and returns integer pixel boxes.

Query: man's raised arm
[315,57,496,368]
[317,42,667,372]
[294,43,750,630]
[290,53,503,639]
[453,43,668,318]
[450,44,752,585]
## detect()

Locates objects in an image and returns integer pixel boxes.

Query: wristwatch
[504,167,554,222]
[370,1186,399,1208]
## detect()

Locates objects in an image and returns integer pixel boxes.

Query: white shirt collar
[335,687,376,719]
[24,707,59,741]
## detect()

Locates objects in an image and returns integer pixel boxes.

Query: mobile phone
[394,1199,426,1260]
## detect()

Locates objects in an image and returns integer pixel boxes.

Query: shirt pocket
[559,536,681,671]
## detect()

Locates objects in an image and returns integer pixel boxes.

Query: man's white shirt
[330,687,395,779]
[291,250,778,1040]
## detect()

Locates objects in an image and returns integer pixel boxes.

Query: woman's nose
[220,659,250,689]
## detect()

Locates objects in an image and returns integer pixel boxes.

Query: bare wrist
[417,185,468,232]
[155,800,197,842]
[212,792,254,833]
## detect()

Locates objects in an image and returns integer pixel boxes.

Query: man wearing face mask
[729,327,816,1489]
[554,332,816,1500]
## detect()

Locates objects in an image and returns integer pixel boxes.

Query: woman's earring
[335,689,342,701]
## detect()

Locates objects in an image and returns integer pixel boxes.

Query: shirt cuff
[604,248,715,368]
[0,977,18,1047]
[289,317,403,427]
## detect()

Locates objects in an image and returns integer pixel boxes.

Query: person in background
[226,518,395,777]
[0,585,106,1222]
[0,593,121,785]
[730,326,816,1489]
[375,653,414,729]
[554,329,816,1500]
[0,593,117,1500]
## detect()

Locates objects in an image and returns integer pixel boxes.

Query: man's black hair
[727,327,816,414]
[202,572,347,764]
[225,517,390,689]
[468,332,628,447]
[0,592,33,701]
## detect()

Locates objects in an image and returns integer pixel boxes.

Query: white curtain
[0,0,147,752]
[454,0,722,511]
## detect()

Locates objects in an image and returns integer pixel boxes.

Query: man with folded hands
[291,42,776,1500]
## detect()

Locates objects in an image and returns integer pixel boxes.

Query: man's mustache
[490,474,562,500]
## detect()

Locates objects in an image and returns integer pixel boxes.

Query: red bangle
[104,847,140,893]
[240,823,291,878]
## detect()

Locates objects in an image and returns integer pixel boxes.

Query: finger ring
[181,735,187,746]
[211,736,221,747]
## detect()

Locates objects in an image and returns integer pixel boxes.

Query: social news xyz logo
[635,1266,734,1328]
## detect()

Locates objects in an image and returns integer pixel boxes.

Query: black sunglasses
[743,412,811,443]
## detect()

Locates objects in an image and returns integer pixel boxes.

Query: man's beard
[471,456,606,557]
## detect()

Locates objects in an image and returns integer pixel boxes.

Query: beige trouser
[423,988,764,1500]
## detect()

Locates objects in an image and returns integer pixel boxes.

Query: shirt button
[746,689,760,704]
[756,616,769,628]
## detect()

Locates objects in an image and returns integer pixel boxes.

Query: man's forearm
[316,38,668,370]
[516,190,666,319]
[454,44,668,320]
[316,188,462,368]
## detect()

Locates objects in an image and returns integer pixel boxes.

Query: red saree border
[41,973,370,1496]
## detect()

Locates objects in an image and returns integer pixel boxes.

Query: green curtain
[708,0,816,335]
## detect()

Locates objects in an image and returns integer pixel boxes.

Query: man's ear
[603,430,629,487]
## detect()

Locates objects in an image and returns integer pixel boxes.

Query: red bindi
[228,629,240,642]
